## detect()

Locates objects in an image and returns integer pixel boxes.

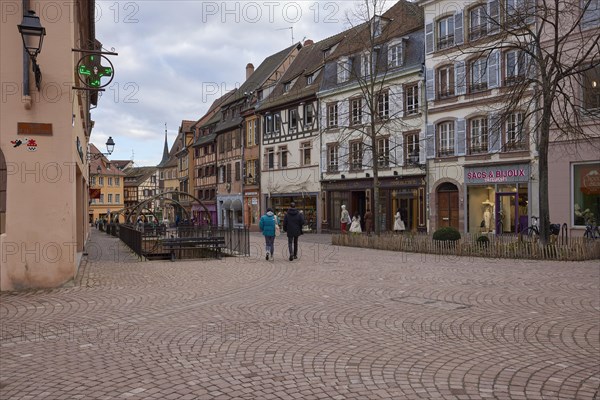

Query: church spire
[159,123,169,166]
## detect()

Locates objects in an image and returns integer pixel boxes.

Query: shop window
[573,163,600,226]
[469,117,489,154]
[437,121,455,156]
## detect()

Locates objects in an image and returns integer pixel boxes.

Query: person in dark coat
[283,202,305,261]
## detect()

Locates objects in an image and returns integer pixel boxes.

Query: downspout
[22,0,31,101]
[422,62,430,233]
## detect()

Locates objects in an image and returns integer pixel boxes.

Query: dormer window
[257,90,263,100]
[284,82,291,92]
[372,16,382,37]
[307,74,314,85]
[337,57,350,83]
[388,41,403,68]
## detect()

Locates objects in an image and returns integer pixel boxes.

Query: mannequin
[483,205,492,232]
[340,205,350,233]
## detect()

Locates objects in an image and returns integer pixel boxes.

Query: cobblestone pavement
[1,230,599,400]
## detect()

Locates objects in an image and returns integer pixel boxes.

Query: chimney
[246,63,254,80]
[304,39,314,46]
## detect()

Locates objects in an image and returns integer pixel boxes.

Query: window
[438,65,455,98]
[245,159,256,184]
[115,177,120,185]
[327,144,339,172]
[108,194,113,203]
[469,5,487,40]
[219,165,225,183]
[246,120,255,147]
[470,58,488,92]
[265,114,274,135]
[275,114,281,132]
[327,103,338,128]
[279,146,288,168]
[98,177,104,185]
[438,121,455,156]
[582,0,600,29]
[284,82,291,92]
[505,50,526,84]
[469,117,488,154]
[99,194,104,203]
[582,65,600,111]
[289,109,298,131]
[361,53,371,77]
[377,137,390,167]
[337,58,350,82]
[266,148,275,170]
[304,104,314,126]
[301,142,311,166]
[388,43,403,68]
[257,90,263,101]
[405,84,419,115]
[437,16,455,50]
[307,74,314,85]
[235,162,241,181]
[351,98,362,125]
[505,112,526,150]
[405,132,420,164]
[572,162,600,226]
[378,90,390,119]
[350,141,363,170]
[108,177,113,186]
[91,176,96,186]
[226,163,232,183]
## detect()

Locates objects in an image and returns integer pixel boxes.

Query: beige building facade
[1,1,101,290]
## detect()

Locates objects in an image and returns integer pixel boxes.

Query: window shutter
[525,0,536,24]
[456,119,466,156]
[426,68,435,101]
[487,50,500,88]
[426,124,436,159]
[455,60,466,95]
[340,141,349,171]
[396,135,404,166]
[320,101,327,129]
[487,0,500,34]
[454,12,464,45]
[526,42,537,80]
[364,141,372,169]
[425,23,434,54]
[488,114,501,153]
[320,145,327,173]
[339,99,349,127]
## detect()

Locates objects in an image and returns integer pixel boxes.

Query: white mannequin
[483,206,492,232]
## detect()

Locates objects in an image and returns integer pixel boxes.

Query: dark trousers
[264,235,275,255]
[287,235,299,256]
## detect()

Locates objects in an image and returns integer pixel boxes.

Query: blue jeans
[265,235,275,255]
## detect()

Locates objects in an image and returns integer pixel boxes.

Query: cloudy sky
[91,1,390,166]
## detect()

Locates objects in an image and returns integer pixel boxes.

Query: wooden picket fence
[332,232,600,261]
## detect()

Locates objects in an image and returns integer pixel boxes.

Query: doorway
[495,193,518,234]
[351,191,366,228]
[437,182,459,229]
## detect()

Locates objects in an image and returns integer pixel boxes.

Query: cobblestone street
[1,230,598,399]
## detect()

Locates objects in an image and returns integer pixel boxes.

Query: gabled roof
[111,160,134,171]
[192,89,237,146]
[124,166,157,186]
[256,31,348,111]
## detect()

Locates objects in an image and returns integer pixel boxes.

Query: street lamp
[18,10,46,91]
[87,137,116,160]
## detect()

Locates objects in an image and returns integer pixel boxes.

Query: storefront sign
[17,122,53,136]
[323,177,424,191]
[465,164,530,184]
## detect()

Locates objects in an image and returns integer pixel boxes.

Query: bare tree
[323,0,424,235]
[454,0,600,243]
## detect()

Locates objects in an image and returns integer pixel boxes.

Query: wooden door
[437,184,459,229]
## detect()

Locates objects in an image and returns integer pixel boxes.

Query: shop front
[465,163,531,234]
[217,195,243,228]
[322,176,426,233]
[264,193,318,233]
[192,203,217,226]
[243,191,260,231]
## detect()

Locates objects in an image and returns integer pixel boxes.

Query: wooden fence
[332,232,600,261]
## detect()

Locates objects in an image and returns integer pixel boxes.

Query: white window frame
[469,117,489,153]
[438,121,455,156]
[405,84,419,115]
[327,103,338,128]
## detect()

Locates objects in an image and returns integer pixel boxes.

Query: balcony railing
[437,34,455,50]
[469,25,487,41]
[469,82,488,93]
[469,144,488,154]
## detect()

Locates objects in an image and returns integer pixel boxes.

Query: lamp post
[18,10,46,91]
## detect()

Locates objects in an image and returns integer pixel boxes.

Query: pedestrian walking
[364,209,373,235]
[259,207,278,261]
[283,202,305,261]
[340,204,350,233]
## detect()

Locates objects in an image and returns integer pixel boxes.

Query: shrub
[476,235,490,247]
[432,227,461,241]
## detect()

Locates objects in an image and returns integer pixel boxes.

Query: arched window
[0,149,6,234]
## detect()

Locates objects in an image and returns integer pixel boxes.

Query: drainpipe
[22,0,32,107]
[422,62,430,233]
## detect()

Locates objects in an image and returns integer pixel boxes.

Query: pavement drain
[390,296,471,310]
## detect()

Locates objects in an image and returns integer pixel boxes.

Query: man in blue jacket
[259,207,278,260]
[283,202,305,261]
